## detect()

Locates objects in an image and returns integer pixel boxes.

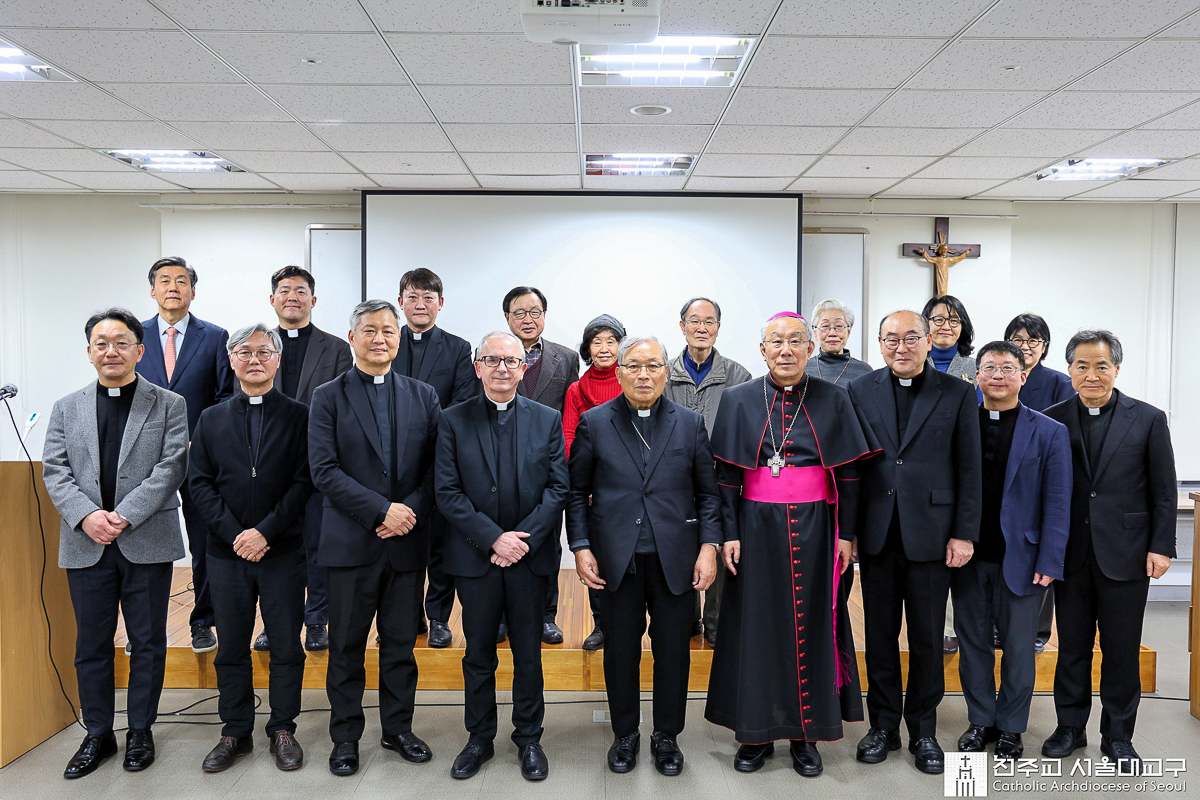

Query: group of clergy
[42,257,1176,784]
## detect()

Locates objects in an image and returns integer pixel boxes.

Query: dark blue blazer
[395,325,478,409]
[308,368,442,570]
[994,403,1072,596]
[435,394,569,578]
[1018,363,1074,412]
[138,314,235,436]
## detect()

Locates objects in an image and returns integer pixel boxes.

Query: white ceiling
[3,0,1200,199]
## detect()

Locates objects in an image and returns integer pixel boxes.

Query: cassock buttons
[896,459,903,465]
[491,486,497,492]
[1090,491,1097,497]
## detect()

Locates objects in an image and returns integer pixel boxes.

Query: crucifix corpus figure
[901,217,980,295]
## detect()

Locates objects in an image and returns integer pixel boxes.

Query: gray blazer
[42,376,189,569]
[930,353,978,385]
[518,337,580,414]
[664,348,753,432]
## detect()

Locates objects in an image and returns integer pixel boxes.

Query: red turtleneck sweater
[563,363,621,458]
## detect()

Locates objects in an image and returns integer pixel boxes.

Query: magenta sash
[742,465,834,504]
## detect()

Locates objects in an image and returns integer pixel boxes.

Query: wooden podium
[0,461,80,766]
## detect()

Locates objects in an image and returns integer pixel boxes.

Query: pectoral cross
[768,451,784,477]
[902,217,980,295]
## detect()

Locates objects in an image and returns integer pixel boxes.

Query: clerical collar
[287,328,298,338]
[486,394,514,412]
[766,375,803,394]
[891,368,924,389]
[982,405,1018,421]
[355,367,390,385]
[1078,390,1117,417]
[99,379,136,398]
[410,326,435,342]
[248,395,263,405]
[625,397,658,418]
[240,388,275,406]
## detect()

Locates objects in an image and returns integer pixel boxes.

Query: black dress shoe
[450,741,493,779]
[427,620,452,648]
[650,731,684,776]
[542,622,564,645]
[203,735,253,772]
[957,725,999,752]
[582,625,604,650]
[253,632,270,651]
[856,727,901,763]
[191,623,217,654]
[496,622,508,643]
[1034,638,1047,654]
[995,731,1023,761]
[381,731,433,763]
[908,737,944,774]
[790,740,822,777]
[1041,725,1087,758]
[305,624,329,651]
[704,627,718,648]
[733,741,774,772]
[64,732,117,779]
[329,741,359,776]
[123,729,155,772]
[607,732,640,773]
[1101,737,1141,775]
[270,730,304,771]
[519,742,549,781]
[943,636,959,655]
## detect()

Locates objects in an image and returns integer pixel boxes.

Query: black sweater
[188,389,313,560]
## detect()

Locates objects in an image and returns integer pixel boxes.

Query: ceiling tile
[691,153,817,176]
[174,121,325,150]
[580,87,732,126]
[771,0,997,36]
[478,175,580,189]
[974,176,1109,198]
[33,119,200,148]
[153,0,374,32]
[659,0,779,34]
[1072,41,1200,91]
[804,155,935,178]
[214,150,351,173]
[582,124,711,153]
[443,123,576,152]
[196,33,402,84]
[1006,91,1200,130]
[879,178,1007,197]
[0,171,84,189]
[1141,100,1200,129]
[341,152,468,173]
[360,1,523,33]
[367,174,479,188]
[1132,158,1200,180]
[4,30,240,84]
[0,160,21,170]
[723,88,890,126]
[953,127,1118,156]
[911,156,1051,179]
[0,148,134,171]
[165,172,280,190]
[966,0,1199,38]
[309,122,453,151]
[385,34,570,85]
[744,37,944,89]
[1069,178,1200,199]
[583,175,687,190]
[0,0,175,29]
[686,176,795,191]
[706,125,847,154]
[1074,129,1200,158]
[43,170,184,191]
[103,84,291,123]
[0,83,148,121]
[829,127,986,156]
[1162,11,1200,37]
[0,120,80,148]
[787,176,898,195]
[264,84,434,123]
[907,39,1129,91]
[421,86,574,124]
[259,173,378,191]
[461,152,579,174]
[863,90,1045,128]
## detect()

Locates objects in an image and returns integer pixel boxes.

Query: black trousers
[180,480,214,627]
[860,545,952,738]
[303,492,328,627]
[952,560,1041,732]
[66,545,172,735]
[423,511,455,624]
[1053,551,1150,740]
[599,553,693,738]
[209,549,307,737]
[327,558,420,743]
[457,562,547,746]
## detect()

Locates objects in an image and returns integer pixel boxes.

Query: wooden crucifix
[902,217,980,296]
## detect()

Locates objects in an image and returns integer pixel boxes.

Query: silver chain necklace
[763,375,809,477]
[814,351,852,386]
[630,416,651,451]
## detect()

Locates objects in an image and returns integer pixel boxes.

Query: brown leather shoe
[270,730,304,771]
[202,735,253,772]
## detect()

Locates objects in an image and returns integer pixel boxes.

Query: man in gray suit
[43,308,189,780]
[504,285,581,644]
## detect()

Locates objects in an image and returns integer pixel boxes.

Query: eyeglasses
[619,363,667,375]
[927,315,962,329]
[816,323,848,333]
[508,309,543,320]
[233,349,277,362]
[763,338,809,350]
[1008,336,1045,349]
[980,365,1020,377]
[882,335,925,350]
[684,317,719,329]
[477,355,524,369]
[91,341,137,353]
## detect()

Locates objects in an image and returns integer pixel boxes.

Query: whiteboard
[800,230,868,360]
[306,224,362,338]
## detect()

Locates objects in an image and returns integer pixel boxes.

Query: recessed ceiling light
[1035,157,1174,181]
[586,153,694,176]
[0,36,74,82]
[630,104,671,116]
[102,150,246,174]
[579,36,755,87]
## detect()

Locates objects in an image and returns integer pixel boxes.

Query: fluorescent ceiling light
[102,150,245,174]
[0,37,74,82]
[1035,158,1174,181]
[579,35,754,87]
[586,153,694,176]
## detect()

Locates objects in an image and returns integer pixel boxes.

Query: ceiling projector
[520,0,661,45]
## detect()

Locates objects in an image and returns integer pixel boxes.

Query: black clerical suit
[308,367,442,744]
[435,394,569,746]
[1043,390,1176,741]
[847,366,982,738]
[188,389,313,738]
[566,397,722,738]
[394,325,478,627]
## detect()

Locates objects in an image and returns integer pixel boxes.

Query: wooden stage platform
[114,568,1155,694]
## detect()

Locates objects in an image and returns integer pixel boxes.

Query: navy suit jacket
[1019,363,1074,412]
[994,403,1072,596]
[435,394,569,578]
[308,368,442,570]
[138,314,235,436]
[395,325,478,409]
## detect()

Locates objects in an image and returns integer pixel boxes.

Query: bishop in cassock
[704,312,878,778]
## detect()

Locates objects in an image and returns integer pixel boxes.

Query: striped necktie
[165,327,178,383]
